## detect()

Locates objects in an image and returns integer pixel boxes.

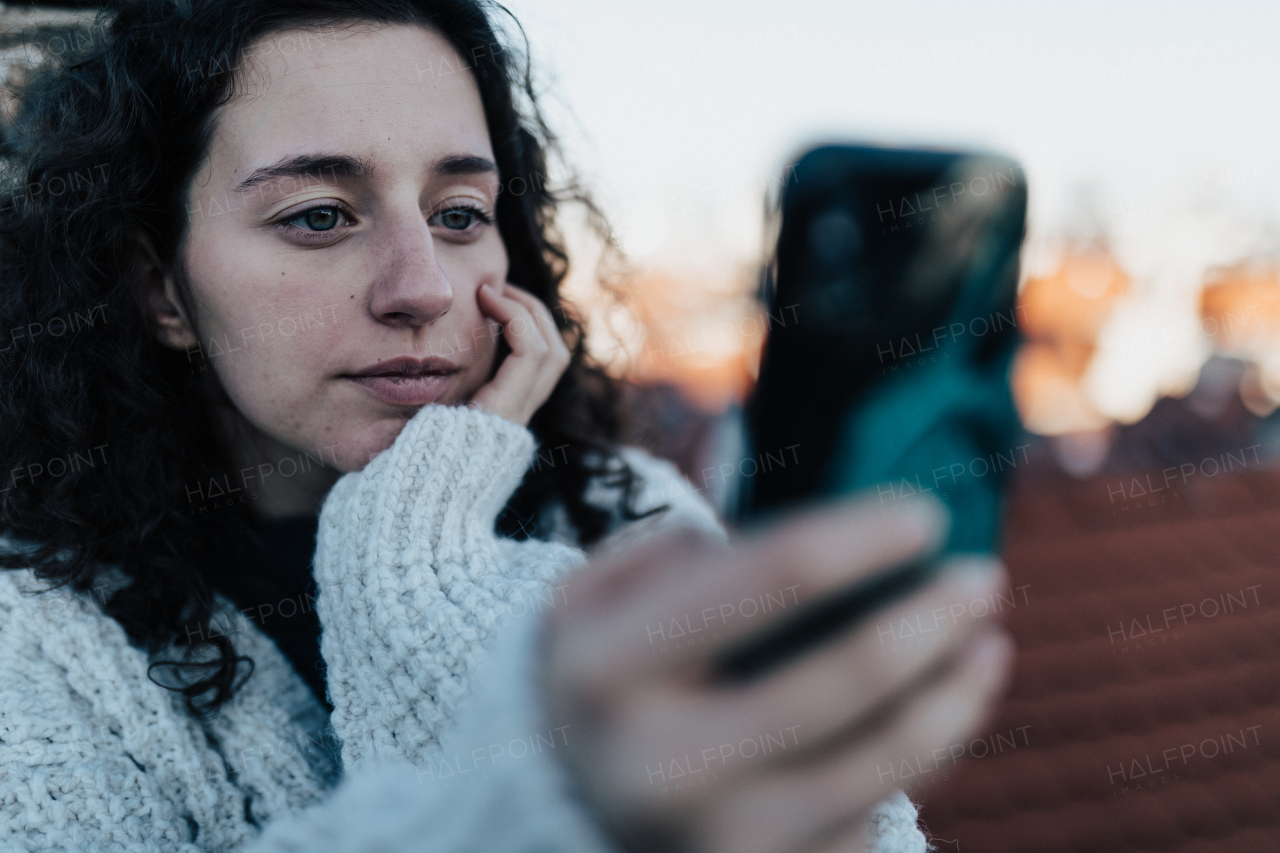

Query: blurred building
[1013,244,1129,438]
[1202,265,1280,417]
[1009,241,1280,480]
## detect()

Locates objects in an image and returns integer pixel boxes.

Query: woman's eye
[434,206,491,232]
[286,206,346,232]
[440,209,473,229]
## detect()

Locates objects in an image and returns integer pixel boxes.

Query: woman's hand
[467,282,572,427]
[542,497,1014,853]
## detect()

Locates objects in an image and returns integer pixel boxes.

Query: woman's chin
[330,416,421,472]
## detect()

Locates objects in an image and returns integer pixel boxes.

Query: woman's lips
[343,357,460,407]
[347,373,454,406]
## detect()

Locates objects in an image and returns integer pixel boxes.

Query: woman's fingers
[701,557,1006,748]
[468,282,570,424]
[503,284,571,362]
[477,283,548,359]
[599,558,1007,797]
[483,282,569,368]
[545,500,1015,853]
[560,495,948,686]
[694,627,1014,853]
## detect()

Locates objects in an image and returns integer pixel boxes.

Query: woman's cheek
[440,232,507,359]
[454,321,499,400]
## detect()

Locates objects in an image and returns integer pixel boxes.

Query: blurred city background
[493,0,1280,497]
[492,7,1280,846]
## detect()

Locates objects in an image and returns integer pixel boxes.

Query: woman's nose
[367,211,453,328]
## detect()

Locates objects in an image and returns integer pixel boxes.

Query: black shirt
[215,514,331,712]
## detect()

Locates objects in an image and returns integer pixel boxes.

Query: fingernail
[902,494,949,542]
[950,558,1006,596]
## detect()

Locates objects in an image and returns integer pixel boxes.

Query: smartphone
[717,144,1027,680]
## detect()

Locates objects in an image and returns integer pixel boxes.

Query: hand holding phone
[543,495,1013,853]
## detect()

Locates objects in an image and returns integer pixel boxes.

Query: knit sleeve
[247,587,928,853]
[313,403,588,771]
[586,445,730,557]
[309,402,926,851]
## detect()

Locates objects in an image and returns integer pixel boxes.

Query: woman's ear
[132,231,199,352]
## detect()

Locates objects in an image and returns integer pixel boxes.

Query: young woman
[0,1,1014,851]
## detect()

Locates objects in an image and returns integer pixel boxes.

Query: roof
[917,462,1280,852]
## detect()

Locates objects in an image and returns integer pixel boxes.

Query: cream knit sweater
[0,403,927,853]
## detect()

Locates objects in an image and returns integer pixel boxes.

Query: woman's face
[163,24,507,472]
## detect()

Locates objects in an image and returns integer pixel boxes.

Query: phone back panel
[738,144,1028,554]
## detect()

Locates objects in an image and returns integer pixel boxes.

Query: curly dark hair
[0,0,661,715]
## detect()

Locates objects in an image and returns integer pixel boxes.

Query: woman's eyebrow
[234,154,372,193]
[432,154,499,177]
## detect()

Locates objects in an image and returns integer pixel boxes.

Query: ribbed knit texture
[0,403,925,852]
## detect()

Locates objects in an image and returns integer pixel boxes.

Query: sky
[502,0,1280,262]
[500,0,1280,417]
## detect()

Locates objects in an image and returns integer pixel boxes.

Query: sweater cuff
[371,402,535,525]
[320,403,536,557]
[411,606,618,852]
[865,789,928,853]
